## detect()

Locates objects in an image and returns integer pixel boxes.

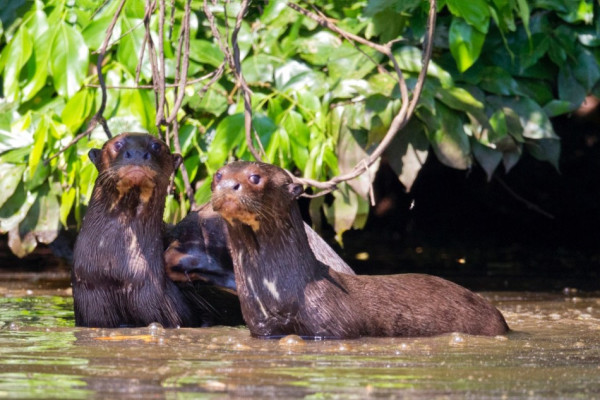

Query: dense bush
[0,0,598,256]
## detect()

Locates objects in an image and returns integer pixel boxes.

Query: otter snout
[215,179,242,192]
[123,148,151,162]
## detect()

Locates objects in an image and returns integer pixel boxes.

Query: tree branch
[285,0,437,196]
[44,0,127,164]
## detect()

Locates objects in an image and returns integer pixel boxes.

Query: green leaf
[116,86,155,130]
[298,31,341,66]
[488,96,558,140]
[187,83,229,116]
[478,66,523,96]
[28,117,48,180]
[59,187,76,228]
[117,18,148,78]
[337,114,380,200]
[275,60,327,94]
[0,164,26,209]
[558,66,586,110]
[22,24,56,102]
[24,9,49,41]
[525,138,560,170]
[365,10,407,42]
[543,100,573,117]
[82,16,122,51]
[394,46,454,88]
[176,124,198,158]
[489,110,508,140]
[242,54,281,82]
[281,111,310,170]
[365,0,421,16]
[449,17,486,72]
[572,47,600,91]
[0,183,37,234]
[194,178,212,206]
[50,22,89,97]
[11,184,60,256]
[61,89,94,132]
[472,139,502,181]
[427,103,471,170]
[503,145,522,173]
[324,183,359,244]
[515,0,531,37]
[0,26,33,102]
[558,0,594,24]
[328,43,382,81]
[436,86,487,124]
[189,39,225,68]
[206,114,245,173]
[446,0,490,33]
[385,119,429,192]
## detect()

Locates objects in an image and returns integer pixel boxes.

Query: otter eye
[150,141,162,152]
[113,141,124,152]
[248,174,261,185]
[150,142,161,152]
[214,171,222,182]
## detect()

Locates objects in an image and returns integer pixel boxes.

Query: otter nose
[217,179,241,192]
[124,149,151,161]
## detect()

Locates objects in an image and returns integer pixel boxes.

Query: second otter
[211,161,509,339]
[72,133,197,328]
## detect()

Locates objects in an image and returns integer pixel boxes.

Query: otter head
[211,161,304,232]
[89,133,182,208]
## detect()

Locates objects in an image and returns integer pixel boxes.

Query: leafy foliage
[0,0,599,256]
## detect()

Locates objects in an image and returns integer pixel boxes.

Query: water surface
[0,276,599,399]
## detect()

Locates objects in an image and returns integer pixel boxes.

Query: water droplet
[337,343,351,352]
[278,334,304,347]
[8,322,21,331]
[148,322,164,335]
[449,333,466,346]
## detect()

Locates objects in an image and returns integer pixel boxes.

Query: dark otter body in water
[211,161,510,339]
[72,133,197,328]
[164,204,355,290]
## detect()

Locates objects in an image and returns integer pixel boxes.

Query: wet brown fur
[211,161,510,339]
[72,133,195,328]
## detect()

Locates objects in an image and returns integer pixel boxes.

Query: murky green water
[0,277,599,399]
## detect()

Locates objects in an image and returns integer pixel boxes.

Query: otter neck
[229,203,319,292]
[83,177,167,279]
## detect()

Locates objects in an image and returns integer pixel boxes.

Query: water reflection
[0,291,598,398]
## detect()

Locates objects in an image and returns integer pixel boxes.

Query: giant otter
[211,161,510,339]
[72,133,214,327]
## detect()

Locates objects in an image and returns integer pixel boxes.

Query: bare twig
[495,176,555,219]
[230,0,265,161]
[44,0,127,164]
[156,0,167,129]
[171,119,196,208]
[204,0,265,161]
[166,0,192,125]
[86,70,222,90]
[136,0,156,85]
[285,0,437,196]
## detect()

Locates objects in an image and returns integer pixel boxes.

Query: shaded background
[316,100,600,291]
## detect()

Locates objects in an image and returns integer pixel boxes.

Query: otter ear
[287,183,304,199]
[88,149,102,171]
[172,154,183,171]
